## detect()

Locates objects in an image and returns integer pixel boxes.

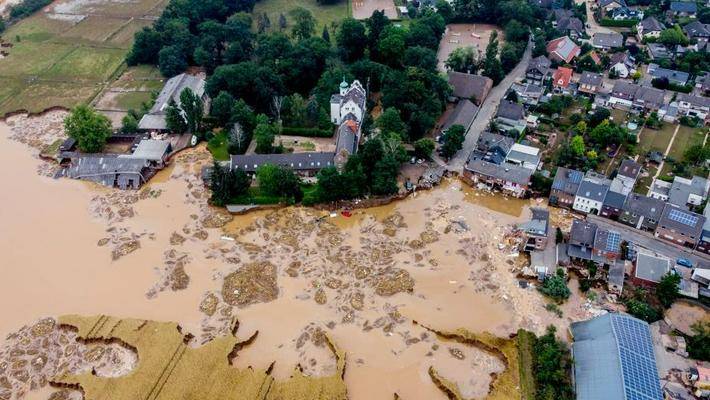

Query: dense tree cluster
[209,161,250,206]
[533,326,574,400]
[539,268,571,302]
[8,0,52,20]
[688,321,710,362]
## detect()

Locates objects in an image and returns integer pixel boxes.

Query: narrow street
[448,42,533,171]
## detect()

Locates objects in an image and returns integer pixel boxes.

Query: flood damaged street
[0,114,593,399]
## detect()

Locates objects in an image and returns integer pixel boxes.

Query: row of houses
[551,162,710,253]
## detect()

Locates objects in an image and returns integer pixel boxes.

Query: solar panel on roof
[668,208,699,227]
[569,170,583,183]
[611,315,663,400]
[606,231,621,252]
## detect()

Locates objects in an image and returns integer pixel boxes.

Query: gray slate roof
[570,219,598,247]
[677,93,710,109]
[520,208,550,236]
[635,252,671,283]
[571,313,663,400]
[465,159,533,185]
[579,71,604,86]
[122,139,171,161]
[623,194,665,220]
[230,152,335,172]
[599,0,626,7]
[496,100,525,121]
[552,167,584,195]
[138,73,206,131]
[639,16,664,32]
[604,190,627,209]
[577,179,610,202]
[558,17,585,35]
[659,204,706,238]
[335,113,359,156]
[593,32,624,48]
[669,176,709,207]
[670,1,697,13]
[683,21,710,38]
[443,99,479,131]
[67,156,148,179]
[648,63,689,85]
[447,71,493,104]
[527,55,551,75]
[618,159,641,180]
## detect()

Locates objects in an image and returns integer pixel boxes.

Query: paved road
[578,0,615,36]
[588,214,710,268]
[448,42,533,170]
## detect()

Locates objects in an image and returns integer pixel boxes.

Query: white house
[573,172,612,214]
[330,80,366,125]
[505,143,541,171]
[676,93,710,124]
[609,52,635,78]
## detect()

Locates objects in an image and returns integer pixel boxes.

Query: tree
[540,269,571,302]
[687,321,710,362]
[656,272,680,308]
[126,27,162,65]
[257,12,271,33]
[441,125,466,159]
[166,99,187,133]
[256,164,302,200]
[179,88,204,134]
[533,326,575,400]
[445,46,481,73]
[158,45,187,77]
[570,135,585,157]
[658,25,689,47]
[64,105,112,153]
[337,18,367,62]
[684,144,710,166]
[210,161,250,206]
[587,107,611,127]
[505,90,518,102]
[254,115,277,154]
[278,13,287,31]
[121,113,138,134]
[482,31,504,84]
[376,107,407,139]
[377,26,407,66]
[556,227,564,244]
[625,299,661,322]
[314,166,358,202]
[366,9,391,56]
[403,46,438,71]
[531,172,553,196]
[414,138,435,160]
[322,26,330,43]
[371,154,400,195]
[289,7,316,40]
[211,91,235,126]
[499,42,519,72]
[435,0,454,22]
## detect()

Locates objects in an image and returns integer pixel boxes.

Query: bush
[540,269,571,302]
[625,299,661,322]
[280,126,334,137]
[687,321,710,362]
[600,18,637,27]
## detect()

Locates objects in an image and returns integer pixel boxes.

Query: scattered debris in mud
[222,261,279,307]
[146,250,192,298]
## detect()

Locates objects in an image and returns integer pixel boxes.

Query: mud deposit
[0,115,576,399]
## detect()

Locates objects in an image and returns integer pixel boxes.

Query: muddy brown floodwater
[0,116,574,400]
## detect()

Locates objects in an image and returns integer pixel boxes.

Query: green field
[0,0,165,116]
[638,123,675,155]
[253,0,350,33]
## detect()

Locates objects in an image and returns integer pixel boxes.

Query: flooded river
[0,116,564,399]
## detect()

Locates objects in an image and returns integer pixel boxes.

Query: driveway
[578,0,615,36]
[447,42,533,170]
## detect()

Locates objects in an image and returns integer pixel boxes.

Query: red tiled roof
[553,67,574,88]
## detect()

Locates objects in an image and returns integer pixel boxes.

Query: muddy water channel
[0,115,560,399]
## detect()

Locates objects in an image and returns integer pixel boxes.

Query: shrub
[600,18,637,27]
[280,126,334,137]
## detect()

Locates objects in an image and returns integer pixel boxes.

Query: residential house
[571,314,663,400]
[230,152,336,176]
[125,139,172,168]
[526,55,551,86]
[647,63,689,86]
[676,93,710,124]
[619,193,666,231]
[138,73,208,132]
[552,67,574,94]
[573,171,612,214]
[462,157,533,198]
[696,203,710,254]
[510,82,544,105]
[637,16,664,39]
[647,43,672,60]
[519,208,551,251]
[598,0,627,13]
[683,21,710,43]
[552,8,574,25]
[578,71,604,95]
[610,7,643,20]
[649,178,672,201]
[593,229,622,261]
[608,81,666,112]
[567,220,598,261]
[475,132,515,165]
[592,32,624,51]
[546,36,581,63]
[614,159,641,194]
[668,175,710,209]
[557,16,586,38]
[505,143,541,171]
[669,1,697,17]
[694,71,710,96]
[441,99,480,134]
[600,190,627,219]
[495,100,527,134]
[447,71,494,105]
[655,204,706,248]
[632,251,672,287]
[609,52,635,78]
[550,167,584,208]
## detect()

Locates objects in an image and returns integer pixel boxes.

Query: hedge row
[280,127,334,137]
[599,18,638,27]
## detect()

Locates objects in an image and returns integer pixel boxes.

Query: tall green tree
[179,88,204,134]
[210,161,250,206]
[165,99,188,133]
[376,107,407,139]
[289,7,316,40]
[254,115,277,154]
[64,105,112,153]
[211,91,236,126]
[337,18,367,62]
[656,272,680,308]
[441,125,466,159]
[482,31,504,84]
[256,164,302,200]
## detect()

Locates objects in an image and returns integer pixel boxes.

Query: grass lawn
[44,46,126,81]
[114,91,154,111]
[517,330,536,400]
[253,0,350,33]
[207,131,230,161]
[638,123,675,155]
[667,126,706,161]
[0,81,102,114]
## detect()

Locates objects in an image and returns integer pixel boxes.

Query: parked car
[676,258,693,268]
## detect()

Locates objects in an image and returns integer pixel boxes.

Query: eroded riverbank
[0,114,590,399]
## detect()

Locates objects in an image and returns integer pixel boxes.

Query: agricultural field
[252,0,350,33]
[94,65,164,127]
[437,23,504,71]
[0,0,166,116]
